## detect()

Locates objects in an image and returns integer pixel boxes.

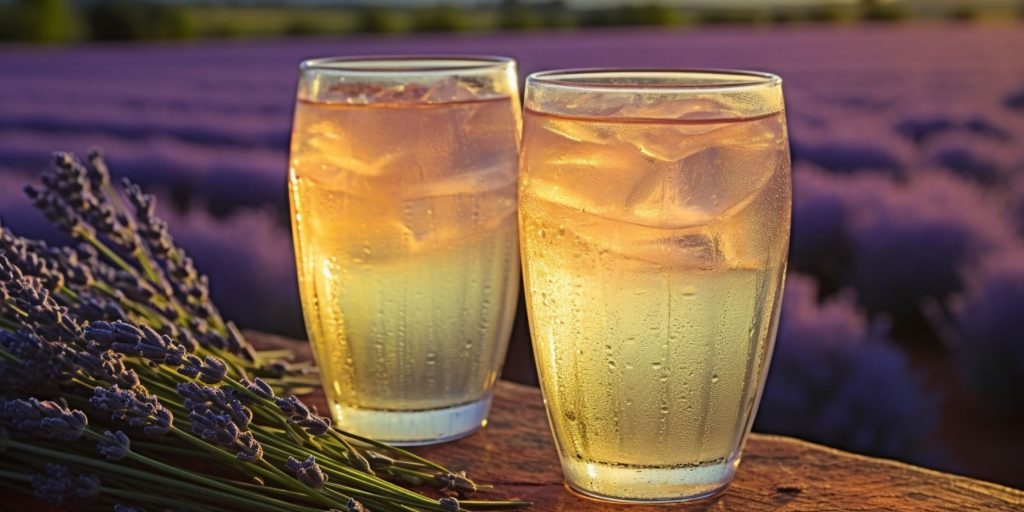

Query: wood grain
[248,332,1024,512]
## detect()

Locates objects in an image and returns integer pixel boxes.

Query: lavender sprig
[90,385,173,436]
[31,463,101,506]
[178,381,263,462]
[0,255,81,340]
[113,505,146,512]
[287,456,327,490]
[2,398,87,442]
[275,395,332,437]
[0,329,78,389]
[97,430,131,461]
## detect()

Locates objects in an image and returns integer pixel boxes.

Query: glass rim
[299,55,516,75]
[526,68,782,94]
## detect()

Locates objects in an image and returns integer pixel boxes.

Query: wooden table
[249,332,1024,512]
[411,381,1024,512]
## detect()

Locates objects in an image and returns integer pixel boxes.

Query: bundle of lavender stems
[0,151,530,512]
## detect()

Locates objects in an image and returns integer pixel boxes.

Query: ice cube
[542,114,615,145]
[423,77,482,103]
[619,96,742,122]
[629,230,724,269]
[526,183,725,268]
[630,119,752,163]
[624,134,779,227]
[404,163,516,200]
[397,161,517,254]
[324,82,433,105]
[534,91,628,119]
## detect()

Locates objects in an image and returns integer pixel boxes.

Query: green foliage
[354,7,404,34]
[0,0,961,43]
[411,4,470,32]
[580,4,685,28]
[498,0,546,31]
[205,22,245,39]
[697,9,760,25]
[284,19,325,36]
[770,9,801,24]
[85,1,195,41]
[619,4,684,26]
[860,0,909,22]
[0,0,78,43]
[946,5,979,22]
[807,5,851,23]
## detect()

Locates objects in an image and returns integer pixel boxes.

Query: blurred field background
[2,0,1023,491]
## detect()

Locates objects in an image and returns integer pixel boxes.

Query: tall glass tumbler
[289,57,522,445]
[519,70,791,501]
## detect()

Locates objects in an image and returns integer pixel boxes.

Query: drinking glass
[289,56,521,445]
[519,69,791,501]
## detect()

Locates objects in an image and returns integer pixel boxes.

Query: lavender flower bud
[236,431,263,462]
[0,330,76,388]
[85,321,141,346]
[365,451,395,471]
[305,415,331,437]
[286,456,327,490]
[274,395,310,420]
[186,396,262,463]
[434,472,477,496]
[77,347,140,390]
[439,497,460,512]
[87,321,191,367]
[274,395,332,437]
[346,498,366,512]
[90,385,173,436]
[97,430,131,461]
[31,464,100,506]
[85,149,112,188]
[242,378,275,400]
[190,410,239,445]
[2,398,87,441]
[114,505,146,512]
[197,356,227,384]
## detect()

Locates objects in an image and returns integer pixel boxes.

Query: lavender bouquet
[0,151,530,512]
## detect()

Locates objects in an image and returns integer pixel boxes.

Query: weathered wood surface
[247,332,1024,511]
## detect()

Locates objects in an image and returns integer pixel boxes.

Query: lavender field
[2,24,1023,486]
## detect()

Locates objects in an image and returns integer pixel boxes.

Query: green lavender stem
[4,442,316,512]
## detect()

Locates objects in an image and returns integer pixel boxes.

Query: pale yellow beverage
[520,70,791,501]
[289,57,521,444]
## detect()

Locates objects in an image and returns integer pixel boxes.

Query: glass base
[562,456,738,503]
[336,394,492,446]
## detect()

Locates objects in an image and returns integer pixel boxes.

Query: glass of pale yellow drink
[519,69,791,502]
[288,56,521,445]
